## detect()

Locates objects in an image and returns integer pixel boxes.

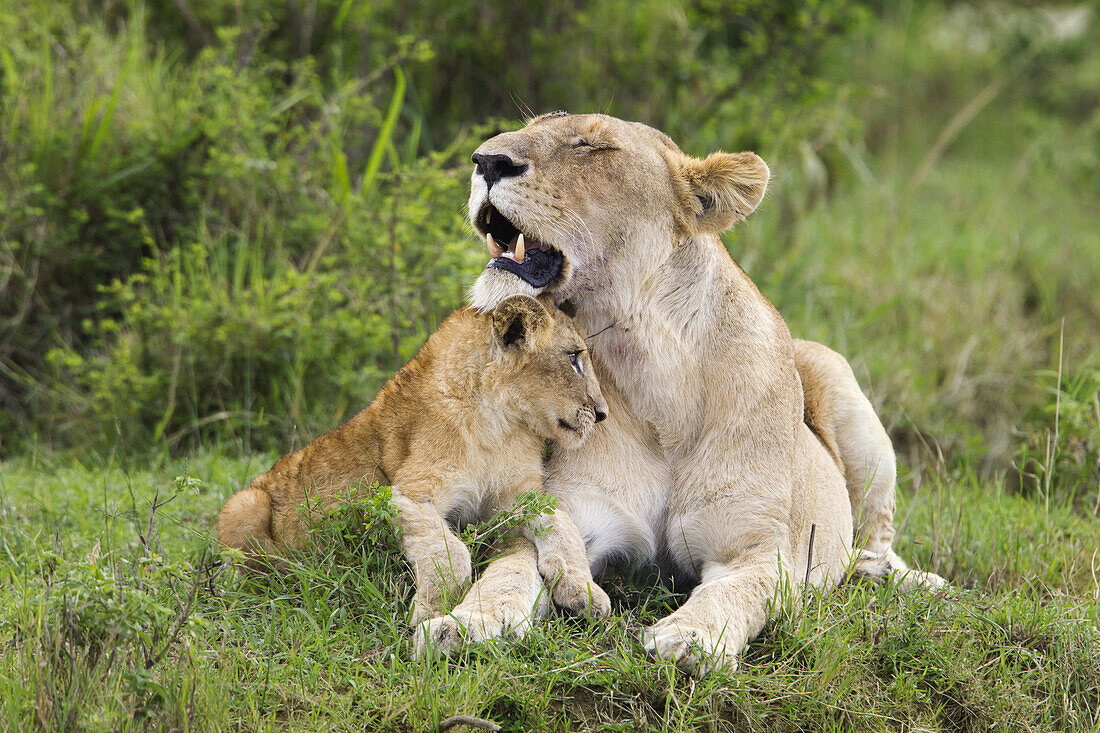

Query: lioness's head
[487,294,607,448]
[468,112,769,312]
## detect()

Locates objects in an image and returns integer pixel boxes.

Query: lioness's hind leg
[794,339,946,589]
[390,491,472,625]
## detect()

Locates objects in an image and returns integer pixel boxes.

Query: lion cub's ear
[491,295,554,352]
[677,151,770,235]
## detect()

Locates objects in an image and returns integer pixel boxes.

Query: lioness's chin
[467,267,543,312]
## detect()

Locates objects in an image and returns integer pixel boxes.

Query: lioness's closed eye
[216,294,612,645]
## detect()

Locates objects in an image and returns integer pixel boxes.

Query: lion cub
[217,295,611,625]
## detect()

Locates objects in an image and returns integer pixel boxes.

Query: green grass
[1,450,1097,731]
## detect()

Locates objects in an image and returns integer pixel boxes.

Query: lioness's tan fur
[436,112,944,673]
[217,296,611,636]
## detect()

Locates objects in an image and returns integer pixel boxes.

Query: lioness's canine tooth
[515,233,526,263]
[487,232,504,258]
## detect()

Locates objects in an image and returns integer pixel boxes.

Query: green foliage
[0,472,222,730]
[459,490,559,560]
[365,0,870,153]
[33,150,477,451]
[0,1,470,452]
[0,0,874,454]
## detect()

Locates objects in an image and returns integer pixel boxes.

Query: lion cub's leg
[389,490,473,626]
[494,477,610,618]
[523,508,611,618]
[217,486,283,571]
[414,535,549,658]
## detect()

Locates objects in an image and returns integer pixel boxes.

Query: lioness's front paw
[550,574,612,619]
[641,618,738,677]
[414,615,468,658]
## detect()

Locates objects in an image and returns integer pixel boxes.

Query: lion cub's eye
[571,139,593,149]
[567,350,583,374]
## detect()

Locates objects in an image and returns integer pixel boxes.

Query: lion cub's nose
[472,152,527,189]
[594,409,608,423]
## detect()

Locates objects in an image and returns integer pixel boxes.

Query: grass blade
[362,65,405,196]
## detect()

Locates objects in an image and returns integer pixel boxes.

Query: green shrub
[9,0,1095,467]
[362,0,871,154]
[1,3,473,452]
[34,154,478,452]
[2,0,872,454]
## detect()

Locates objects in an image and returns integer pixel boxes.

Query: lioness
[217,294,612,630]
[420,112,944,673]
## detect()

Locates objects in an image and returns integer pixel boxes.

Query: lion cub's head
[486,294,607,448]
[467,112,769,311]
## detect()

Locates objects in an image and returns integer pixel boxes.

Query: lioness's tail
[794,338,946,590]
[217,486,281,571]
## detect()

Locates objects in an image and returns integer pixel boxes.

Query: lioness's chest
[596,326,708,451]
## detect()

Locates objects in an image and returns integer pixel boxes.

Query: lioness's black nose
[594,409,608,423]
[472,153,527,189]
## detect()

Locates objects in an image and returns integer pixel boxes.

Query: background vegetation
[1,0,1097,730]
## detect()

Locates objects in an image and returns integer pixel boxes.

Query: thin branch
[439,715,502,732]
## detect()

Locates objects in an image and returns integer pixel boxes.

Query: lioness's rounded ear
[677,151,769,234]
[491,295,553,352]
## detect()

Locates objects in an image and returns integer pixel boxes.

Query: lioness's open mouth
[475,204,564,289]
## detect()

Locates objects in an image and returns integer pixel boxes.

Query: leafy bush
[1,0,872,454]
[0,473,220,730]
[365,0,871,154]
[1,4,475,451]
[8,0,1094,468]
[33,155,478,451]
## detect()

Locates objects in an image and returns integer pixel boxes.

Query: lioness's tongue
[486,247,563,288]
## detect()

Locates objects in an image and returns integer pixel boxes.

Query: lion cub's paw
[550,574,612,619]
[641,618,739,677]
[409,547,473,628]
[413,606,534,659]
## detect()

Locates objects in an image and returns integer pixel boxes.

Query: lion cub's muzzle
[562,399,608,444]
